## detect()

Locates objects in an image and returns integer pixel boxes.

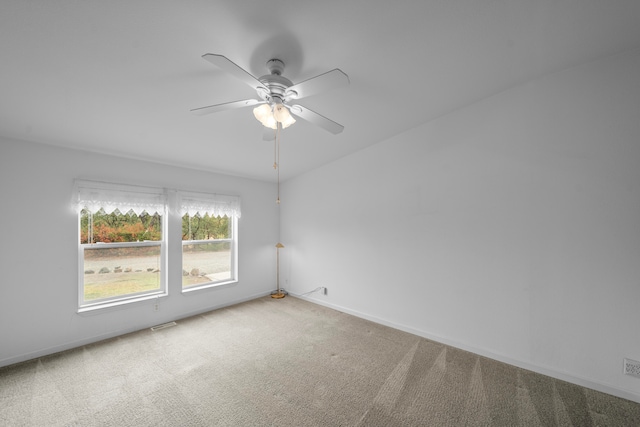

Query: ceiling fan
[191,54,349,134]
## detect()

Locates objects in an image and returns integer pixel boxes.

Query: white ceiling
[1,1,640,182]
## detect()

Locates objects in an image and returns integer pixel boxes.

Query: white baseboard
[293,293,640,404]
[0,290,272,369]
[5,290,638,405]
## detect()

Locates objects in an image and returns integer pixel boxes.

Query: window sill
[182,279,238,294]
[78,292,168,315]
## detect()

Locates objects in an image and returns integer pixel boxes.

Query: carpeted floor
[1,296,639,426]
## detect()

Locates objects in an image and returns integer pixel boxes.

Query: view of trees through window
[182,214,229,241]
[182,214,233,288]
[81,209,162,244]
[80,209,235,304]
[81,209,163,303]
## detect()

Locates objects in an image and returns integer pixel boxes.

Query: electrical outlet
[322,287,328,295]
[154,303,159,312]
[624,358,640,378]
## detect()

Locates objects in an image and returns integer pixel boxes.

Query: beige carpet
[1,296,639,426]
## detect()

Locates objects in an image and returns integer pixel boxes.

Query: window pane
[83,245,161,302]
[182,241,231,287]
[81,209,162,244]
[182,214,230,241]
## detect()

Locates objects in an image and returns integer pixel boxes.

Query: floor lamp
[271,242,287,299]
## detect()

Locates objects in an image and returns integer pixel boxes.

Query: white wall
[280,49,640,402]
[0,139,279,366]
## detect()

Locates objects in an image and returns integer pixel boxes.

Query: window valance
[180,191,241,218]
[73,179,166,215]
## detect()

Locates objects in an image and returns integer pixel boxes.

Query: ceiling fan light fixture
[274,104,296,128]
[253,103,271,122]
[272,103,289,122]
[280,114,296,129]
[253,103,295,129]
[263,114,278,129]
[253,104,278,129]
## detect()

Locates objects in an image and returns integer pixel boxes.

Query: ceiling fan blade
[202,54,267,92]
[190,99,262,116]
[285,69,349,101]
[288,104,344,134]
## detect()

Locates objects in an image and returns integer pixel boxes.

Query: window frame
[74,180,241,311]
[78,238,167,311]
[179,190,241,293]
[181,214,238,292]
[75,180,168,312]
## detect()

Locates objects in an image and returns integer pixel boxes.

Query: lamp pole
[271,243,287,299]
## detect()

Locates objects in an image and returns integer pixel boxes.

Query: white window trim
[179,191,240,292]
[77,240,168,312]
[181,215,239,293]
[74,180,242,311]
[75,180,168,312]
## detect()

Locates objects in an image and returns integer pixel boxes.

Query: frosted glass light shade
[273,104,296,129]
[253,104,271,120]
[281,114,296,129]
[263,115,278,130]
[254,103,296,129]
[253,104,277,129]
[273,104,289,122]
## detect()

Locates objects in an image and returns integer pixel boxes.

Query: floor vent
[150,321,177,331]
[623,358,640,378]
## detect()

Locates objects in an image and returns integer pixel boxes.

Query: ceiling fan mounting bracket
[266,59,285,76]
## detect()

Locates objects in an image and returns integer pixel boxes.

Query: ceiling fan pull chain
[276,123,281,204]
[273,125,278,170]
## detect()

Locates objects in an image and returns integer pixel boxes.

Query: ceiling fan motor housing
[257,59,295,104]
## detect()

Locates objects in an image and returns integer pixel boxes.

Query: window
[180,191,240,291]
[75,181,241,309]
[75,180,167,310]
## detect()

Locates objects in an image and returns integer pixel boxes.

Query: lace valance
[73,179,166,215]
[180,191,241,218]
